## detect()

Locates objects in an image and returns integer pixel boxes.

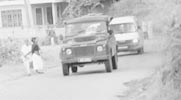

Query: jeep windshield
[65,22,107,38]
[110,23,136,34]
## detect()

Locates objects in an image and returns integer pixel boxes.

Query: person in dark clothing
[31,37,44,74]
[31,37,40,55]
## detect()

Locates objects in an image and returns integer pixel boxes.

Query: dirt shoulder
[0,45,61,83]
[118,37,166,100]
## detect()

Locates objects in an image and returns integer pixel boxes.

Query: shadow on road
[118,52,138,57]
[118,51,150,57]
[72,70,106,76]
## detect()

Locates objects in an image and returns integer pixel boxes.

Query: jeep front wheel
[104,55,113,72]
[62,63,70,76]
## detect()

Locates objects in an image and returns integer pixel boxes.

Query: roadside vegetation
[109,0,181,100]
[0,38,22,66]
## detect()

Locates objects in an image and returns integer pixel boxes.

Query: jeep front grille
[73,46,95,57]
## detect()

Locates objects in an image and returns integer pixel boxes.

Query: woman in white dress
[31,37,44,74]
[21,39,32,76]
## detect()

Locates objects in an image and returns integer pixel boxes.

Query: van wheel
[71,66,78,73]
[112,54,118,70]
[104,55,113,72]
[137,47,144,54]
[62,63,70,76]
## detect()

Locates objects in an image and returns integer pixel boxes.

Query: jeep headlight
[66,49,72,55]
[133,39,139,43]
[97,46,103,52]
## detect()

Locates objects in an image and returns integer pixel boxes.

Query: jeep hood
[115,32,139,41]
[63,35,107,46]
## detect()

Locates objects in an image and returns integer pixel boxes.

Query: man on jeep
[60,14,118,76]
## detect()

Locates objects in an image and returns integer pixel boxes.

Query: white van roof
[110,16,137,25]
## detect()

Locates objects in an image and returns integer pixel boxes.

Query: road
[0,39,163,100]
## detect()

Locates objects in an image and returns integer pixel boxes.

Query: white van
[110,16,144,54]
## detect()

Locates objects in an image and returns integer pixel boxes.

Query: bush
[0,38,22,65]
[160,26,181,99]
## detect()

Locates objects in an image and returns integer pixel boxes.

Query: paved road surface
[0,39,163,100]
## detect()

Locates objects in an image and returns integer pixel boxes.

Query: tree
[63,0,107,18]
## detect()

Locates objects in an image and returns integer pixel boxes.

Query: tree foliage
[63,0,106,18]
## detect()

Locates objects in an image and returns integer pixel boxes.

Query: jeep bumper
[61,55,109,64]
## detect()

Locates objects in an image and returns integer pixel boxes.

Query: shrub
[0,38,22,65]
[162,26,181,94]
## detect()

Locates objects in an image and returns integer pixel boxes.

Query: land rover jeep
[60,14,118,76]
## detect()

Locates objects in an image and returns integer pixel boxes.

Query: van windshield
[110,23,136,33]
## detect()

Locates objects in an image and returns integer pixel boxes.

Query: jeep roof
[110,16,137,25]
[64,14,112,24]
